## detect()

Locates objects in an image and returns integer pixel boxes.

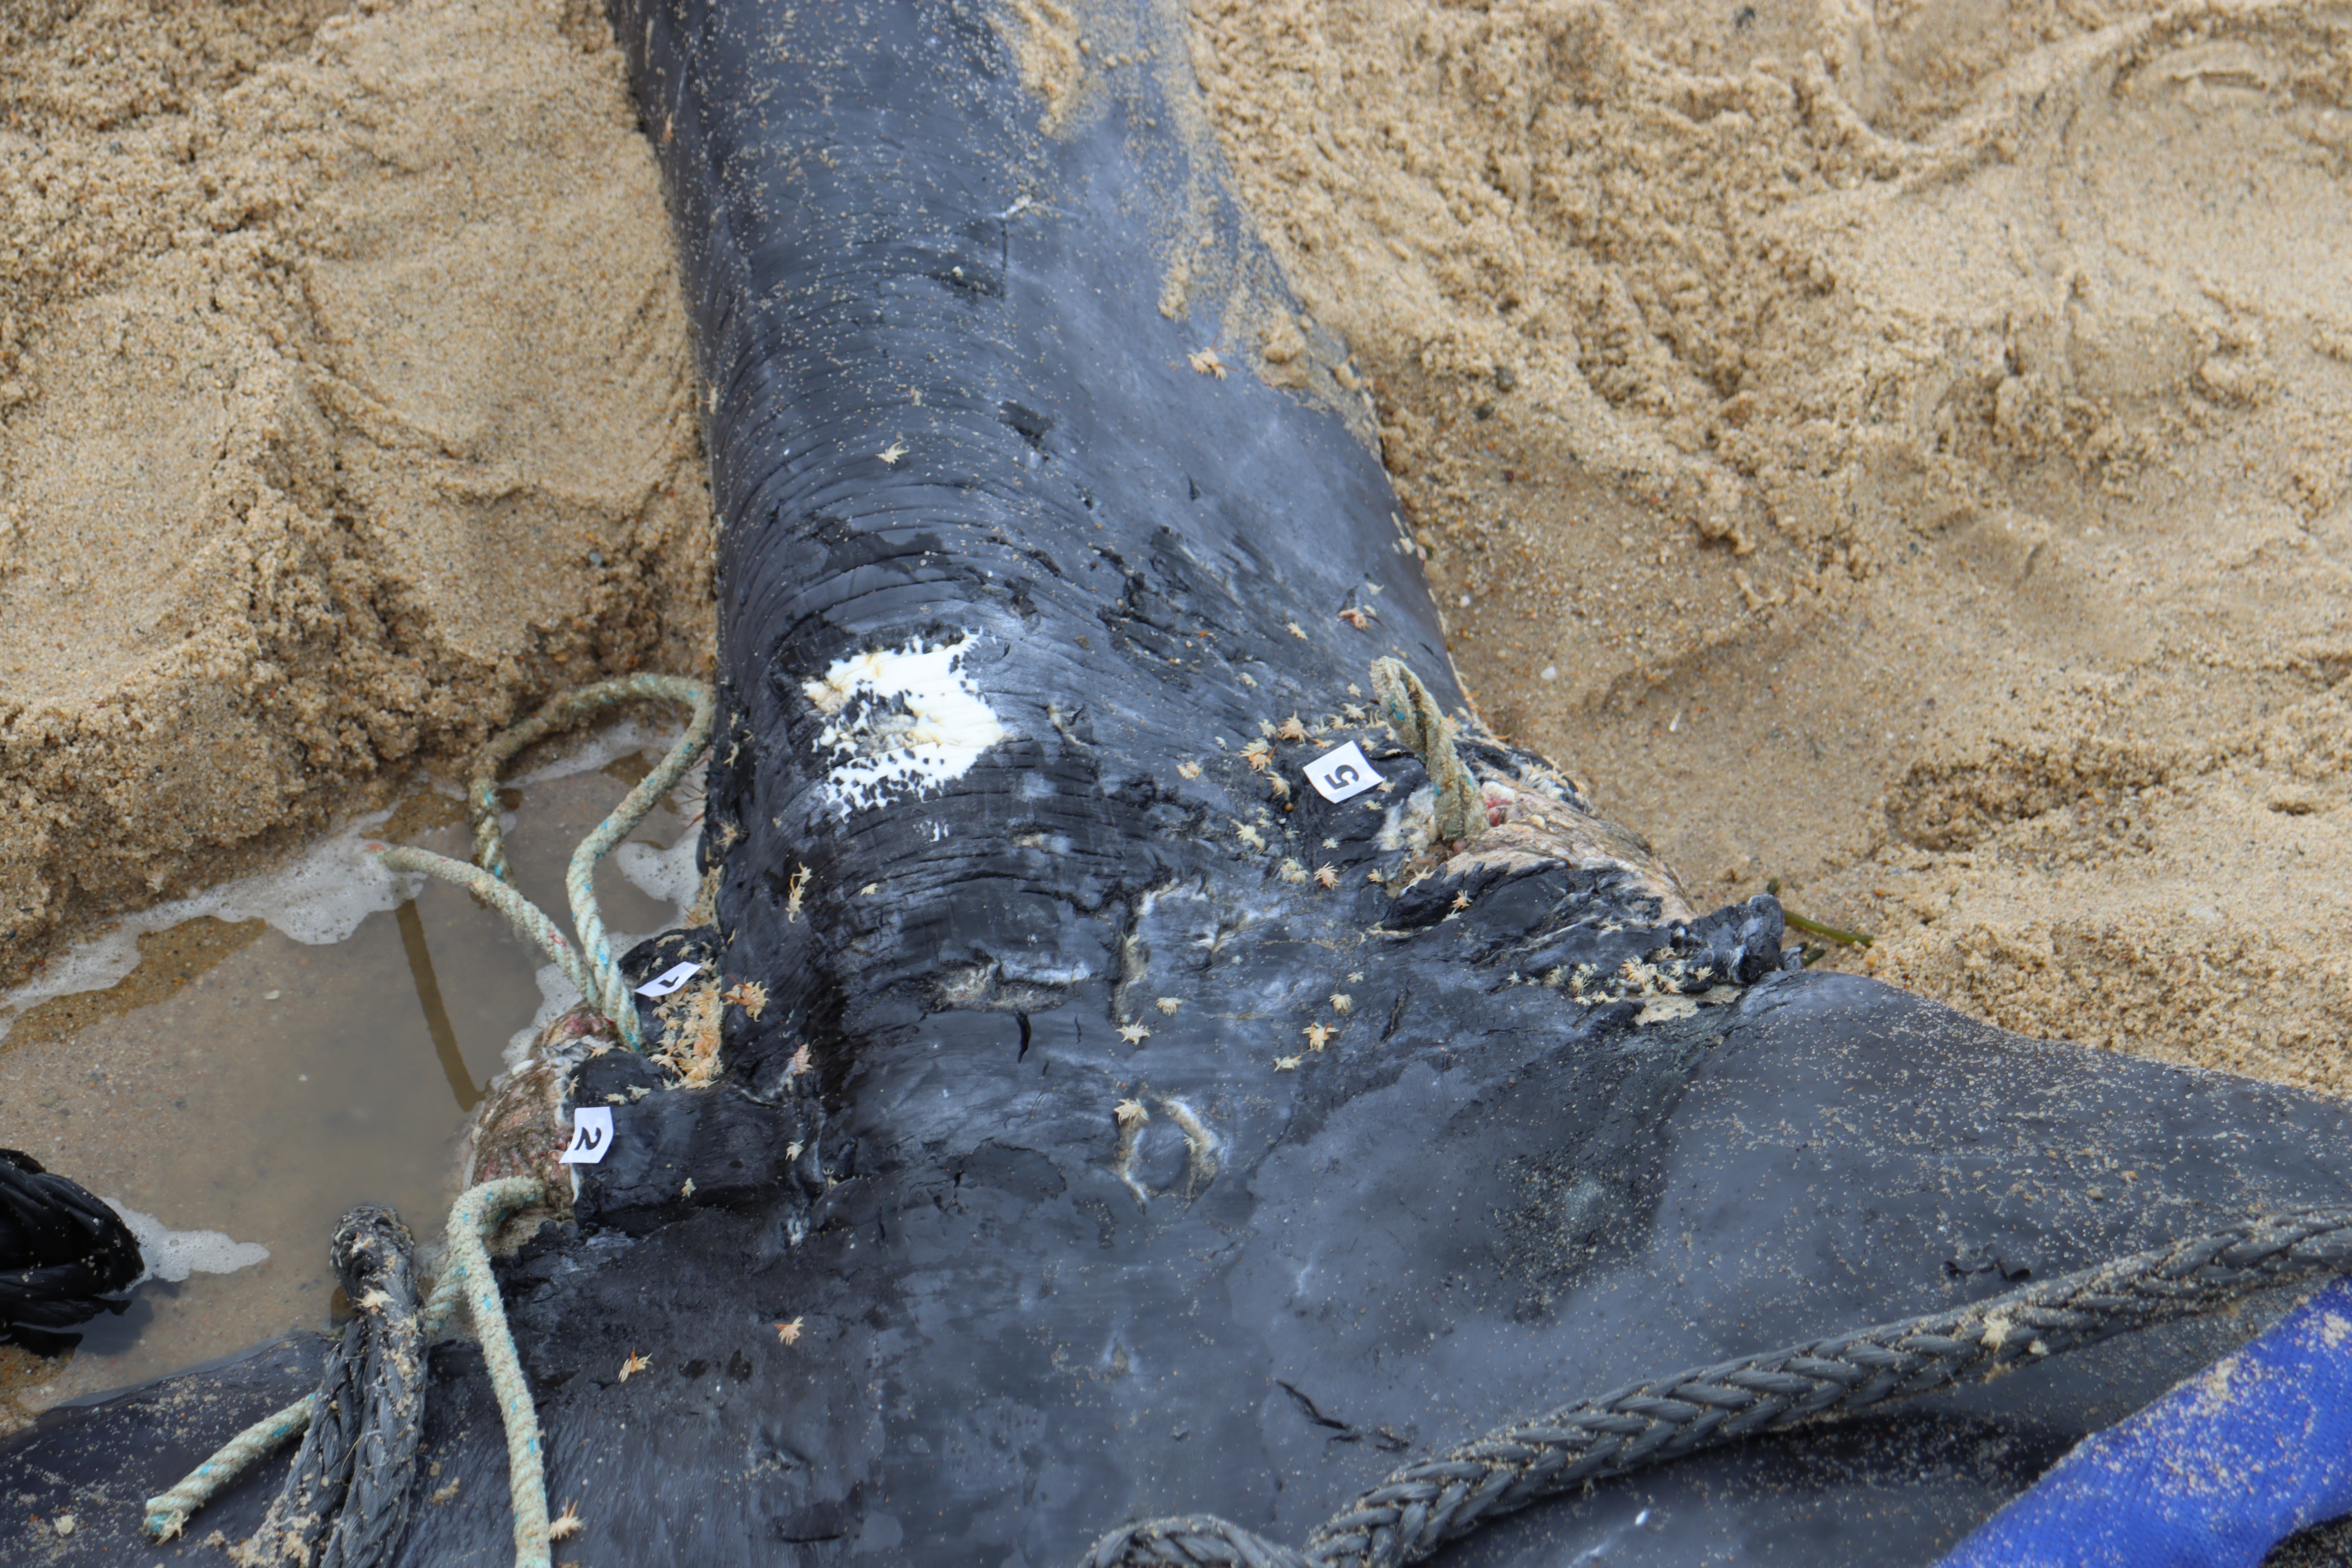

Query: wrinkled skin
[5,3,2351,1565]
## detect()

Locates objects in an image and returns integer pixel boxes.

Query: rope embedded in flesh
[1368,658,1481,846]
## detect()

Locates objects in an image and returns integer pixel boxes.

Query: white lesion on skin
[801,635,1011,815]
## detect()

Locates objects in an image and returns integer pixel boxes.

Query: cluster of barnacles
[1274,973,1363,1071]
[1179,695,1404,869]
[1276,857,1345,889]
[651,981,727,1087]
[1556,954,1728,1007]
[644,971,784,1089]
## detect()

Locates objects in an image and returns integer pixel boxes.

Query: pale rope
[142,1394,316,1544]
[1368,659,1480,846]
[382,674,716,1048]
[420,1177,555,1568]
[374,846,602,1009]
[144,1178,554,1564]
[551,677,717,1027]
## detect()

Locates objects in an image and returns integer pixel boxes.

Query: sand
[1174,0,2352,1093]
[4,0,2346,1094]
[0,0,713,984]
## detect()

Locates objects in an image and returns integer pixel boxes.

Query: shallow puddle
[0,724,700,1424]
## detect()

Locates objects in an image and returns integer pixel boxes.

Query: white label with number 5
[1303,741,1384,803]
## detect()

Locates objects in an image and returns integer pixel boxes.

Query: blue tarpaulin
[1940,1276,2352,1567]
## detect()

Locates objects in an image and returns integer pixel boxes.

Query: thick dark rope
[244,1205,425,1568]
[1084,1206,2352,1568]
[0,1148,141,1344]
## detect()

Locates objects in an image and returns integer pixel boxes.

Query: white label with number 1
[559,1106,615,1165]
[1303,740,1384,803]
[634,960,703,998]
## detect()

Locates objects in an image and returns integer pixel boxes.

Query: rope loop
[1081,1515,1312,1567]
[379,673,715,1050]
[1367,659,1480,845]
[143,1178,555,1568]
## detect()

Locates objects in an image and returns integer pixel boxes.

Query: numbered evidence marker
[559,1106,615,1165]
[635,960,704,998]
[1303,740,1385,803]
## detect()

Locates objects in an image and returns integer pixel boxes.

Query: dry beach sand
[0,0,713,980]
[3,0,2347,1101]
[1179,0,2352,1090]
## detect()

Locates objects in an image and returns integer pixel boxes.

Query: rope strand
[144,1395,316,1543]
[1368,659,1480,845]
[1083,1205,2352,1568]
[382,674,715,1050]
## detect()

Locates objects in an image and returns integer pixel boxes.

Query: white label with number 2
[558,1106,615,1165]
[1303,740,1384,803]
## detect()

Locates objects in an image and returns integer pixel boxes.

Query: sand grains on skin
[0,0,713,982]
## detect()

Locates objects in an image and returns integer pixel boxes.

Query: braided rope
[1085,1516,1310,1567]
[143,1178,554,1567]
[382,674,715,1048]
[421,1177,555,1568]
[1085,1206,2352,1568]
[243,1205,425,1568]
[468,673,712,880]
[469,673,714,1036]
[145,1394,317,1542]
[554,678,715,1027]
[1368,659,1479,846]
[374,846,601,1008]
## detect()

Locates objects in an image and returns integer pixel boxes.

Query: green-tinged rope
[379,674,715,1049]
[1369,658,1482,845]
[142,1178,554,1565]
[1766,878,1874,947]
[375,845,602,1008]
[143,1393,317,1543]
[421,1177,555,1568]
[554,677,717,1029]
